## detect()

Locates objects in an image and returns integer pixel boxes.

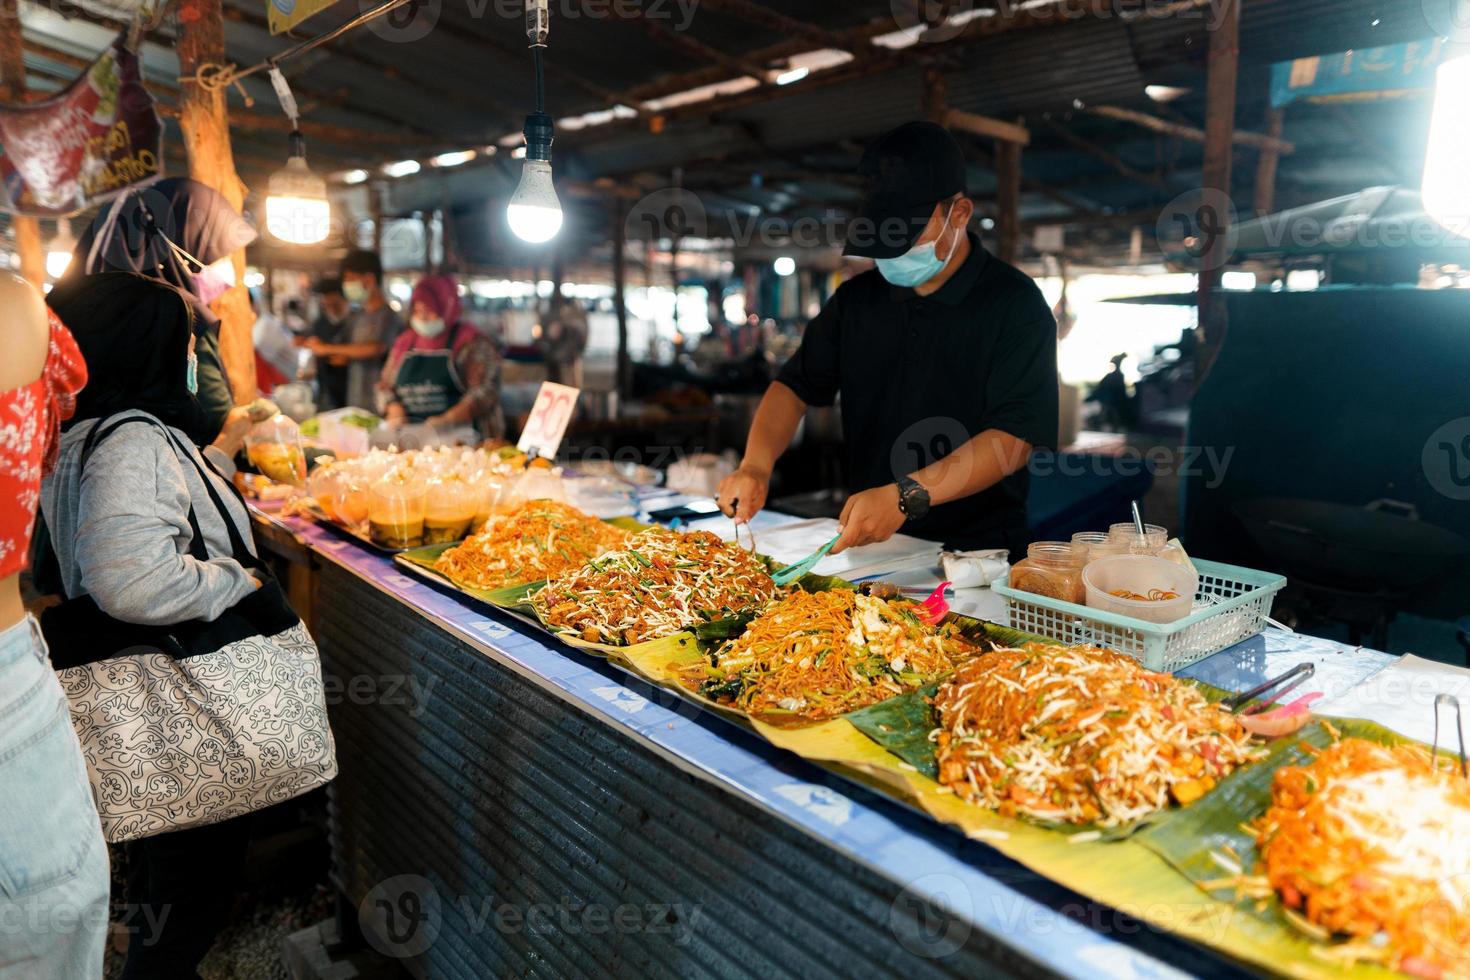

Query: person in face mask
[716,120,1058,561]
[301,250,399,411]
[301,277,353,410]
[380,274,505,440]
[64,177,258,446]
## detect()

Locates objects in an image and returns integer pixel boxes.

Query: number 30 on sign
[516,382,580,459]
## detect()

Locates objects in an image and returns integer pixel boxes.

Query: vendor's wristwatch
[896,476,931,521]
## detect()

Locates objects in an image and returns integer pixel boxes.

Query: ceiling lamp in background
[264,69,330,245]
[507,0,563,244]
[1423,28,1470,233]
[773,256,796,277]
[46,217,76,279]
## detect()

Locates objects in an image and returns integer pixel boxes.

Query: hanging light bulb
[46,217,76,279]
[266,130,331,245]
[507,0,562,244]
[264,68,329,245]
[1423,39,1470,233]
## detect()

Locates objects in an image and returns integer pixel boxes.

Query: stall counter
[250,506,1392,980]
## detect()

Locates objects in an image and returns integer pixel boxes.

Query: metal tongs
[726,497,757,554]
[1222,662,1316,715]
[1432,693,1468,778]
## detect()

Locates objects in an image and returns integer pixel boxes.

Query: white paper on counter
[1314,654,1470,746]
[718,516,940,581]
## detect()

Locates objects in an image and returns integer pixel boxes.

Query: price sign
[517,382,580,459]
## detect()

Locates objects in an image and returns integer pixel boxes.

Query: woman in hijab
[66,177,258,444]
[40,274,260,980]
[380,273,505,439]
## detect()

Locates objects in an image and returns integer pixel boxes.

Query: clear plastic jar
[368,475,427,548]
[1070,531,1125,563]
[1009,542,1087,604]
[245,413,307,487]
[424,476,477,544]
[1108,522,1169,556]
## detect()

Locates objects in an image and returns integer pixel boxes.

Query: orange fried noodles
[529,528,778,645]
[933,645,1261,826]
[683,589,979,723]
[1255,738,1470,977]
[432,499,629,590]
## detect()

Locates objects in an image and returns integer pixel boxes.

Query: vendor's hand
[211,405,253,458]
[832,484,905,555]
[384,402,408,426]
[327,355,349,367]
[717,466,770,524]
[301,336,325,355]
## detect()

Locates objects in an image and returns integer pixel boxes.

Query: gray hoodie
[40,411,257,625]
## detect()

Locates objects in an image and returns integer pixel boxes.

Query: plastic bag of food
[245,413,307,487]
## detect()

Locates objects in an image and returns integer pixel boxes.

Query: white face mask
[411,316,446,338]
[191,256,236,304]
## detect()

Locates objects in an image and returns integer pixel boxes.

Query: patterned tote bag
[40,415,337,843]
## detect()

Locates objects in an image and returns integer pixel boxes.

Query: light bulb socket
[523,111,554,163]
[288,128,307,162]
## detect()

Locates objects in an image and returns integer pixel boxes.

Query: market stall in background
[4,0,1470,978]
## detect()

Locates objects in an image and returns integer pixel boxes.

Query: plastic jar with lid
[368,474,427,548]
[1107,522,1169,556]
[1070,531,1128,563]
[1008,542,1087,604]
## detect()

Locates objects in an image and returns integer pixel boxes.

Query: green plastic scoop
[771,535,840,586]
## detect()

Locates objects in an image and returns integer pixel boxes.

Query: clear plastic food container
[424,476,477,545]
[1008,541,1087,605]
[245,413,307,487]
[1082,555,1198,624]
[367,475,427,548]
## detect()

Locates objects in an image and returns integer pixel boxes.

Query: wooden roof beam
[1040,117,1166,189]
[695,0,855,53]
[628,9,769,84]
[1084,104,1295,154]
[945,108,1029,145]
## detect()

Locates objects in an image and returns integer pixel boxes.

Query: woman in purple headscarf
[380,274,505,439]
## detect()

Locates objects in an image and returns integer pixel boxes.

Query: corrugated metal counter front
[274,515,1390,980]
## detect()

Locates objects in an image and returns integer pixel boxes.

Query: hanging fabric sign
[0,34,163,217]
[268,0,340,34]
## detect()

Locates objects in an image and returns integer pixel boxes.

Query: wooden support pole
[1252,106,1285,216]
[175,0,255,403]
[1195,0,1240,380]
[0,0,44,289]
[612,197,631,399]
[994,139,1023,264]
[922,68,947,125]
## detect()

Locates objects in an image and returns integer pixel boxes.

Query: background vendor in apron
[381,274,506,440]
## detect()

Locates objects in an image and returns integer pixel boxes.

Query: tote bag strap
[79,415,209,564]
[152,425,258,568]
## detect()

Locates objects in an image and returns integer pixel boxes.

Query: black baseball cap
[844,121,968,259]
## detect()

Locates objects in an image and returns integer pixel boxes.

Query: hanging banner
[268,0,340,34]
[0,35,163,218]
[1270,38,1447,108]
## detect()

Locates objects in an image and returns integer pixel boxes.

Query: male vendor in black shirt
[716,121,1058,557]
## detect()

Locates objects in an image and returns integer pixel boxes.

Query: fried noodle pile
[933,645,1261,826]
[1255,737,1470,977]
[685,589,979,722]
[433,500,629,590]
[530,528,778,645]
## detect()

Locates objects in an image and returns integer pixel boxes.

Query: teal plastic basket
[991,558,1287,672]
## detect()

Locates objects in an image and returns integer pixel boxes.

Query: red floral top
[0,310,86,577]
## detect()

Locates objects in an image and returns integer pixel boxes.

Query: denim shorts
[0,616,109,980]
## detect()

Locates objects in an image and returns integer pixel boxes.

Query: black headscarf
[47,273,204,434]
